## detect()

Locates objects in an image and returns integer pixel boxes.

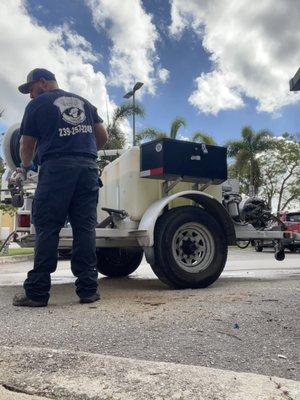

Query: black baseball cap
[18,68,56,94]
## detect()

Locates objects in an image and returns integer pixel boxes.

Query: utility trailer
[1,125,299,289]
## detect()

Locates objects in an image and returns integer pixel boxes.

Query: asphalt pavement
[0,247,299,385]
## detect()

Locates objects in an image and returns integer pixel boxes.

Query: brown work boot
[79,292,100,304]
[13,293,48,307]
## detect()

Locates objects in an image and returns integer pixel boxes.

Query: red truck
[255,210,300,253]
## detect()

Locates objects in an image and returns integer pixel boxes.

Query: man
[13,68,108,307]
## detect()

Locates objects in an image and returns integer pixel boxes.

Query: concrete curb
[0,255,34,265]
[0,346,299,400]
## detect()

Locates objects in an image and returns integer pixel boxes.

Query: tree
[136,117,186,143]
[227,126,274,196]
[259,134,300,213]
[192,132,217,145]
[106,102,145,149]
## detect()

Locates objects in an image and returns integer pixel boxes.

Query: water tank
[98,147,222,222]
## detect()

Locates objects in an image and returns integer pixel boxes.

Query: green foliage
[0,247,33,257]
[259,134,300,213]
[136,128,167,143]
[106,102,145,149]
[227,126,274,195]
[137,117,218,146]
[192,132,217,145]
[170,117,187,139]
[137,116,187,144]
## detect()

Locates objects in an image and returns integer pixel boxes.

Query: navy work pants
[24,156,100,302]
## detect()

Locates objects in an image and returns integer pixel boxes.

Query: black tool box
[140,138,227,184]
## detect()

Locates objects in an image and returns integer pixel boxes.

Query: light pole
[290,67,300,91]
[123,82,143,146]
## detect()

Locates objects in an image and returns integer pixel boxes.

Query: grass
[0,248,34,257]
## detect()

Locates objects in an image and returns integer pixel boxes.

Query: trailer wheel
[151,206,228,289]
[96,248,143,277]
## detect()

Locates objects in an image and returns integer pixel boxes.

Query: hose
[0,231,18,254]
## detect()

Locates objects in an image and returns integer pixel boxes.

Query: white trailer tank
[97,147,222,222]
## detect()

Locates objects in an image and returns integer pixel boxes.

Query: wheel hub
[181,237,198,256]
[172,222,215,273]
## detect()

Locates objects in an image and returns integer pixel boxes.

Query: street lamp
[290,67,300,91]
[123,82,144,146]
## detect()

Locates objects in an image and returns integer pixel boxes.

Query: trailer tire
[151,206,227,289]
[96,248,143,277]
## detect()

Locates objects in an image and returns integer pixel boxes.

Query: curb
[0,346,299,400]
[0,255,34,265]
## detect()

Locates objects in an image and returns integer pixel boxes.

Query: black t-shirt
[19,89,103,163]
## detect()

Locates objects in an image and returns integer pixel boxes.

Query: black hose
[9,128,39,168]
[0,231,17,253]
[10,128,21,167]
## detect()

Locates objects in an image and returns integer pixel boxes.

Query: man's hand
[20,161,38,172]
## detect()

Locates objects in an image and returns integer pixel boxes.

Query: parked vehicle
[254,211,300,253]
[1,124,299,288]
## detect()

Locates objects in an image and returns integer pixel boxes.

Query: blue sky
[0,0,299,145]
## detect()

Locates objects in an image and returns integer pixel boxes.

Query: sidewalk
[0,254,33,265]
[0,346,299,400]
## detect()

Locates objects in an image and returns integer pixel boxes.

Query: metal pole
[133,91,136,146]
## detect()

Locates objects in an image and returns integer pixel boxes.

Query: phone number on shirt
[59,125,93,137]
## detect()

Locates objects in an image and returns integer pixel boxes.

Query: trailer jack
[274,240,285,261]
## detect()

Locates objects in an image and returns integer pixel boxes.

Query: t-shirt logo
[54,96,86,126]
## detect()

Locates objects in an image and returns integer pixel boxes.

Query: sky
[0,0,299,146]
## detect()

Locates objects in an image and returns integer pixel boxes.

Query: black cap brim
[18,82,31,94]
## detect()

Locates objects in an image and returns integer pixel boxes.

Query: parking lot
[0,247,299,382]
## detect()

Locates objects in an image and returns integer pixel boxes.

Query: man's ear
[40,78,47,87]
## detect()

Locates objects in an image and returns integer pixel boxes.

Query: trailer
[1,124,299,289]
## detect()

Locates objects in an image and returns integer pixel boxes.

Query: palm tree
[192,131,217,145]
[136,117,186,143]
[106,102,145,149]
[227,126,274,196]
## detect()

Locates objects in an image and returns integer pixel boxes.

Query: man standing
[13,68,108,307]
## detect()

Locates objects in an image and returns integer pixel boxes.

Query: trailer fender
[138,190,236,250]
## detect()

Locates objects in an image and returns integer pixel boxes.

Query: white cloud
[0,0,113,126]
[169,0,300,115]
[177,134,189,141]
[189,70,244,115]
[158,68,170,83]
[86,0,166,94]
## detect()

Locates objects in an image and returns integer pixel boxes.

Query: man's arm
[94,123,108,150]
[19,136,37,168]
